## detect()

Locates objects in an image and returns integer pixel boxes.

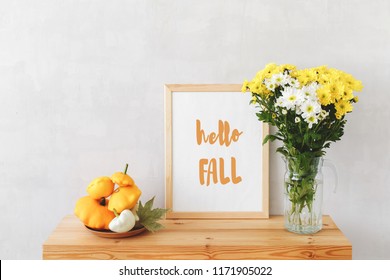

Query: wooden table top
[43,215,351,260]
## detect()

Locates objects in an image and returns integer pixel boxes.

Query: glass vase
[283,155,324,234]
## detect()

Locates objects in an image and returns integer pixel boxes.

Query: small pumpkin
[111,163,134,188]
[108,184,142,213]
[86,176,115,199]
[74,196,115,230]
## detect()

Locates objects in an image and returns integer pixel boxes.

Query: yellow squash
[74,196,115,230]
[86,176,115,199]
[111,163,134,188]
[108,184,142,213]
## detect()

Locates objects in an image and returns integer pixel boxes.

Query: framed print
[165,84,269,219]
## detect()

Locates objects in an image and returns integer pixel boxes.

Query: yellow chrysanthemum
[264,63,277,70]
[246,64,362,100]
[262,63,279,79]
[254,70,266,82]
[341,87,354,101]
[313,65,330,75]
[241,80,249,93]
[327,72,340,84]
[247,81,260,94]
[317,87,332,106]
[335,99,353,119]
[328,82,344,103]
[351,79,363,92]
[251,95,257,104]
[244,63,363,124]
[246,80,271,97]
[280,64,296,71]
[262,86,272,96]
[317,73,331,85]
[293,69,317,86]
[337,72,363,92]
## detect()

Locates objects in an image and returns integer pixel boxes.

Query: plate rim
[84,225,147,238]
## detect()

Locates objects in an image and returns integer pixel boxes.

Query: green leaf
[276,147,288,157]
[262,134,275,145]
[262,133,284,145]
[137,197,170,233]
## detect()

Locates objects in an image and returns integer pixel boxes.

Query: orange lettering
[220,120,228,146]
[207,158,218,186]
[196,119,243,147]
[219,158,230,185]
[232,129,243,143]
[199,158,208,185]
[231,157,242,184]
[209,132,217,144]
[196,119,208,145]
[198,157,242,186]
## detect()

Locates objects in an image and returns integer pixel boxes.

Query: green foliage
[284,154,323,215]
[256,86,348,157]
[136,197,170,233]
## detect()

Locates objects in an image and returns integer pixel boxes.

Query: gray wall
[0,0,389,259]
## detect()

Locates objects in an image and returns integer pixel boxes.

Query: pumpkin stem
[123,163,129,175]
[99,197,106,206]
[113,208,119,218]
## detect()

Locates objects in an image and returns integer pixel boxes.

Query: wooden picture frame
[165,84,269,219]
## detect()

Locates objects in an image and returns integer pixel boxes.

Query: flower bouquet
[243,63,362,234]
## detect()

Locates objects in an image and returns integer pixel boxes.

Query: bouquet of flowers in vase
[243,63,362,234]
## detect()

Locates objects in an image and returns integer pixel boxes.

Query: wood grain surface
[42,215,352,260]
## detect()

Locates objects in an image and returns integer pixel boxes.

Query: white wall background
[0,0,389,259]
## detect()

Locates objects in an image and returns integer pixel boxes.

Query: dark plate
[85,226,146,238]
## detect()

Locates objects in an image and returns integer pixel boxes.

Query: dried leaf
[137,197,169,233]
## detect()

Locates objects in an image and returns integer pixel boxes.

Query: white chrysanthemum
[264,78,276,91]
[319,109,329,120]
[301,83,319,102]
[285,76,300,88]
[271,73,289,86]
[305,114,319,129]
[295,117,301,123]
[300,100,321,119]
[294,89,305,107]
[281,87,305,111]
[275,96,285,108]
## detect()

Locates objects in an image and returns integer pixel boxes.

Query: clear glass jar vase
[283,155,324,234]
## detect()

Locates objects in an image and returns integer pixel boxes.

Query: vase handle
[323,159,338,193]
